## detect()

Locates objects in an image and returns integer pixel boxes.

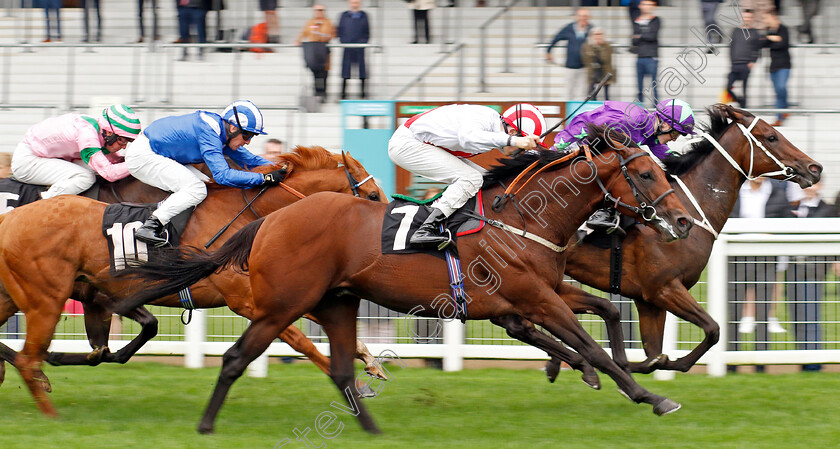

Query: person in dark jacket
[633,0,660,105]
[177,0,208,61]
[581,28,614,100]
[337,0,370,99]
[726,9,762,108]
[763,9,791,125]
[798,0,820,44]
[546,8,592,101]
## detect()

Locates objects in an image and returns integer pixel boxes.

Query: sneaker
[767,316,786,334]
[738,316,756,334]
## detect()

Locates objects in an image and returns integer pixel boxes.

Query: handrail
[391,43,466,101]
[479,0,523,92]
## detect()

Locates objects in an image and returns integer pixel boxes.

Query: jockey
[553,98,697,232]
[388,103,544,248]
[11,104,141,199]
[127,100,287,246]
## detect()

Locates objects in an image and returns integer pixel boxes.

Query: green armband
[80,147,103,164]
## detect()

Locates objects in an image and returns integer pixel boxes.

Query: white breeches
[388,125,485,217]
[11,142,96,199]
[125,134,209,224]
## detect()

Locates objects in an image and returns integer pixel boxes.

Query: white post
[442,319,464,372]
[184,309,207,369]
[654,312,677,381]
[706,237,729,377]
[247,352,270,378]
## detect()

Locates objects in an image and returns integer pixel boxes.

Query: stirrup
[436,229,453,251]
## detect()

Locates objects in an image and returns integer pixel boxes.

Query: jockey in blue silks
[553,98,698,232]
[126,100,287,246]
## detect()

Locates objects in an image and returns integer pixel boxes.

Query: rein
[492,146,583,212]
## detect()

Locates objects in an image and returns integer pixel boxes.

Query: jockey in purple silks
[554,98,698,233]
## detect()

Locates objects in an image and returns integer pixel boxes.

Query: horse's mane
[252,145,340,174]
[483,123,636,187]
[661,104,749,176]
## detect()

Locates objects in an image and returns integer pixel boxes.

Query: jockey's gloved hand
[511,135,540,150]
[263,168,288,186]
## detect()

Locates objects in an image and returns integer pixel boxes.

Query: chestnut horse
[0,146,386,416]
[532,104,822,380]
[117,126,694,434]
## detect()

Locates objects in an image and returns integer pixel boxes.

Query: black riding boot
[586,208,623,234]
[135,216,168,247]
[409,208,450,248]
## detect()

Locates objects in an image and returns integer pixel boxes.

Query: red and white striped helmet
[502,103,546,138]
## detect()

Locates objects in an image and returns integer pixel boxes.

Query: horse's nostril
[808,163,823,176]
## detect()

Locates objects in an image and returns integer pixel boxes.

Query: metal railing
[390,42,466,101]
[478,0,522,92]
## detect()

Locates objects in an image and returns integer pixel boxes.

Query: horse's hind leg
[99,305,158,364]
[491,315,600,389]
[310,294,380,434]
[278,324,332,374]
[0,296,20,388]
[300,313,388,380]
[557,283,630,372]
[198,310,306,434]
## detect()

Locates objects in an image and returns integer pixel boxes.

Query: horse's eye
[768,135,778,142]
[640,172,654,180]
[368,192,380,202]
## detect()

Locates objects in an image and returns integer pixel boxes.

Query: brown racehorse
[116,126,694,434]
[532,104,823,380]
[0,146,386,417]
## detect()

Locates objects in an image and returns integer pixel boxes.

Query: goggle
[231,105,258,141]
[117,136,135,144]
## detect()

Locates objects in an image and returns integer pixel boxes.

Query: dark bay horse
[540,104,823,379]
[0,146,386,416]
[117,127,694,434]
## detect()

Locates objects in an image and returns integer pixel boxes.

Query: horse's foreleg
[0,298,20,388]
[641,283,720,373]
[45,299,112,366]
[490,315,600,389]
[277,324,332,375]
[526,286,679,416]
[101,305,159,364]
[17,307,62,416]
[630,298,669,374]
[558,283,630,373]
[311,295,380,434]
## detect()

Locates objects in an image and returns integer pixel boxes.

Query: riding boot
[409,208,450,248]
[586,208,623,235]
[135,216,168,247]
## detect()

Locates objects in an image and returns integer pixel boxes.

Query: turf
[0,362,837,449]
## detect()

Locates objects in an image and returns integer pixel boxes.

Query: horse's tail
[114,217,266,315]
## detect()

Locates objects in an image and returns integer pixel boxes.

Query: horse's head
[589,125,692,242]
[269,146,386,203]
[340,151,388,203]
[715,104,822,188]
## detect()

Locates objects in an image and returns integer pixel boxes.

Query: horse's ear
[717,103,751,126]
[341,150,352,168]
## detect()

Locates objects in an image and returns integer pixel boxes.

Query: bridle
[684,115,795,181]
[341,151,374,197]
[596,150,674,222]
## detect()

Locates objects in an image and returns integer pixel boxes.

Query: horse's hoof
[364,363,389,381]
[581,372,601,390]
[357,383,377,398]
[87,346,109,365]
[35,374,52,393]
[647,354,668,370]
[653,398,681,416]
[197,423,215,435]
[545,360,560,383]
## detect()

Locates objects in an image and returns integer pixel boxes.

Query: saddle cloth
[102,203,193,274]
[381,191,485,256]
[0,178,47,213]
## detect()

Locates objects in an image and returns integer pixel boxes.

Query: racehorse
[538,104,823,379]
[0,146,386,417]
[116,125,694,434]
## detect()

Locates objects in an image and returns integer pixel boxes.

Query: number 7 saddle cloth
[381,191,485,257]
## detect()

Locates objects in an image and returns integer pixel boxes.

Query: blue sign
[341,100,396,197]
[564,101,604,121]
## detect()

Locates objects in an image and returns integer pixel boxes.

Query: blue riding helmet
[222,100,268,135]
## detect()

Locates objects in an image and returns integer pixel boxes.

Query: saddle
[381,191,485,257]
